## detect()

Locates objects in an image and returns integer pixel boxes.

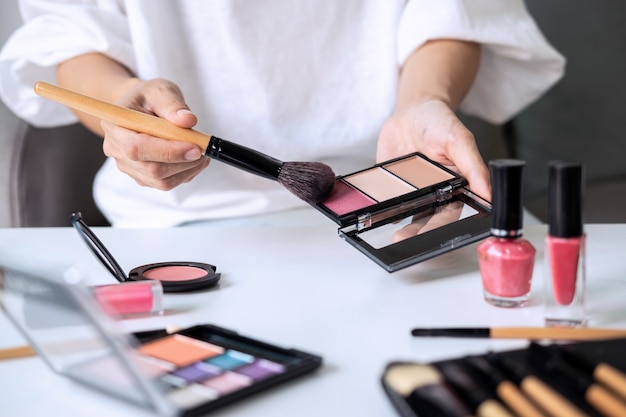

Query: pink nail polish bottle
[544,161,586,327]
[477,159,536,308]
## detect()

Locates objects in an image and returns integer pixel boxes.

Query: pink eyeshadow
[202,371,253,395]
[143,265,208,282]
[320,180,376,216]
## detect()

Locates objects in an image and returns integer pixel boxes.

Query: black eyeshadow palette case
[381,338,626,417]
[314,152,492,272]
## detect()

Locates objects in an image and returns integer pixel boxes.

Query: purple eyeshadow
[235,359,285,381]
[320,180,376,216]
[173,362,222,383]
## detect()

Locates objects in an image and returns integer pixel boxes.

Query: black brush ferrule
[206,136,283,181]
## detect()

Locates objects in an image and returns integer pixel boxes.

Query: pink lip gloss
[544,161,586,327]
[477,160,536,308]
[93,280,164,317]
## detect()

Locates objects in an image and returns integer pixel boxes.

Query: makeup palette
[315,152,492,271]
[0,250,322,416]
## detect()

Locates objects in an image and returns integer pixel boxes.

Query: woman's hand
[101,78,210,190]
[378,39,491,201]
[377,98,491,200]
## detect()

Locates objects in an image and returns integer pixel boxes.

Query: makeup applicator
[382,362,473,417]
[34,81,336,204]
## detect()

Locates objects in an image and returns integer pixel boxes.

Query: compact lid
[548,161,584,237]
[489,159,526,237]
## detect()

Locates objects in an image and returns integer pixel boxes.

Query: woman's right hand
[101,78,210,190]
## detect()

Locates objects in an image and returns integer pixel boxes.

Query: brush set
[382,338,626,417]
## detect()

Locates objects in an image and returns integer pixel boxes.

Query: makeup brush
[0,345,36,360]
[437,361,515,417]
[33,81,336,204]
[463,355,548,417]
[382,362,473,417]
[410,326,626,341]
[0,327,179,361]
[558,345,626,401]
[527,342,626,417]
[486,352,588,417]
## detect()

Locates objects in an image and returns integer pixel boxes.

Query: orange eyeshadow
[138,334,224,367]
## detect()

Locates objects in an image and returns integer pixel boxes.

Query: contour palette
[314,152,492,272]
[318,152,461,223]
[135,325,322,414]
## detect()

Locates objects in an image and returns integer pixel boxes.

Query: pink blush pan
[129,261,221,293]
[320,180,376,216]
[143,265,210,282]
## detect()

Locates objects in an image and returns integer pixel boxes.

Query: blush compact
[71,212,220,292]
[314,152,492,272]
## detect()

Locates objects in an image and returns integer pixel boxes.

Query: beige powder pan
[384,155,455,188]
[343,167,416,202]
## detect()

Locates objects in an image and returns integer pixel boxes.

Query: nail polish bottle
[477,159,535,307]
[544,161,586,327]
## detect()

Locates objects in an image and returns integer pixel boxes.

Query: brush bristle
[277,161,336,204]
[384,363,443,396]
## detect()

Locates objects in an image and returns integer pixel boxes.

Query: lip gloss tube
[93,280,164,317]
[478,159,536,308]
[544,161,586,327]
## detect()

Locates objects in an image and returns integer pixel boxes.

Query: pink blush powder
[143,265,208,281]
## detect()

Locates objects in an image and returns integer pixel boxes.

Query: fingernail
[184,149,202,161]
[177,108,194,117]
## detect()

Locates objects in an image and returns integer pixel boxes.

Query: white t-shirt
[0,0,564,227]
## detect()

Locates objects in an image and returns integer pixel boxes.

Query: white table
[1,209,625,417]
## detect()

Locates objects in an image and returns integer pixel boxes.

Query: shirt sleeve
[0,0,134,127]
[398,0,566,124]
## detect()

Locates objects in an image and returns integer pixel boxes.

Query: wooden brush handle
[491,327,626,341]
[0,345,36,360]
[34,81,211,150]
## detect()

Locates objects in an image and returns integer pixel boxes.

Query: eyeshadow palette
[315,152,492,272]
[0,251,322,417]
[136,325,322,415]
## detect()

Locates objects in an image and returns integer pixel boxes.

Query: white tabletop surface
[1,208,625,416]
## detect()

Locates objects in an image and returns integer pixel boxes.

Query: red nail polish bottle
[477,160,535,307]
[544,161,586,327]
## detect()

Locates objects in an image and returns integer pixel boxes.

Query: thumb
[168,107,198,129]
[142,80,198,129]
[465,165,492,202]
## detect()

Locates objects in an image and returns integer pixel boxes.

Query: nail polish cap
[548,161,584,237]
[489,159,525,237]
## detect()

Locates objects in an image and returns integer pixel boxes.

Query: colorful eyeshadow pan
[167,384,219,409]
[173,362,222,383]
[344,167,416,201]
[384,155,454,188]
[206,350,255,370]
[138,334,224,367]
[236,359,286,381]
[202,371,253,395]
